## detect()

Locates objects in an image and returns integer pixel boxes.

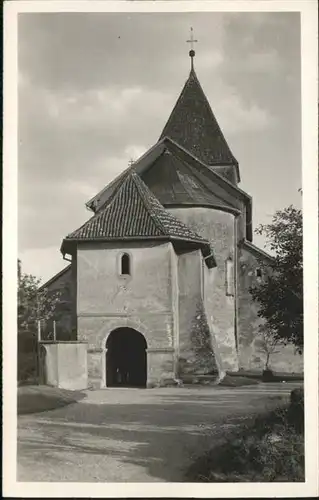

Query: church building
[42,46,303,389]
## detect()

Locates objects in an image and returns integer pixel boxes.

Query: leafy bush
[18,331,39,383]
[186,400,304,482]
[288,387,304,433]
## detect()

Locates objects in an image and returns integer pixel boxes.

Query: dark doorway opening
[106,328,147,388]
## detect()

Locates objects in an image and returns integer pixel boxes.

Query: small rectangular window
[256,268,262,278]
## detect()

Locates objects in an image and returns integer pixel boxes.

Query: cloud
[215,91,272,135]
[195,49,224,72]
[17,12,301,280]
[18,148,148,253]
[18,12,226,94]
[18,77,171,187]
[242,50,281,73]
[19,246,69,283]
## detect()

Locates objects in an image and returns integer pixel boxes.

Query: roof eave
[240,239,274,262]
[62,234,208,246]
[62,235,217,269]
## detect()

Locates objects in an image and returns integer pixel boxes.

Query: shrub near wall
[18,331,39,384]
[183,302,217,376]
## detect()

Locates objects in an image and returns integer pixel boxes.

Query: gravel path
[17,382,301,482]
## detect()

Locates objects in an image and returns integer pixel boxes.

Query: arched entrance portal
[106,328,147,388]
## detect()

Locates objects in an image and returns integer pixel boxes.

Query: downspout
[234,215,239,358]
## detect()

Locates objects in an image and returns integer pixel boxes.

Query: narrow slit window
[121,253,131,276]
[225,257,234,296]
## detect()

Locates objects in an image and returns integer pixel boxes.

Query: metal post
[53,320,56,342]
[37,320,41,382]
[37,320,41,342]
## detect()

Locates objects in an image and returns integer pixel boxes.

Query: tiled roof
[92,140,242,215]
[62,172,216,267]
[159,68,239,179]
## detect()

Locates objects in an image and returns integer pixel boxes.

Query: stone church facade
[42,58,303,389]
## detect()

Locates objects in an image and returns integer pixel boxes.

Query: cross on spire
[128,158,135,167]
[186,27,198,69]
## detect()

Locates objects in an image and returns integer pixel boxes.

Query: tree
[17,261,62,381]
[256,324,284,371]
[250,205,303,353]
[18,260,61,338]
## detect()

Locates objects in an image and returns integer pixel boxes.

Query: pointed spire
[159,53,240,182]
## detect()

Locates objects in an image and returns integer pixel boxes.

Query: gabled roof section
[159,68,239,180]
[62,172,216,267]
[142,148,238,212]
[241,240,274,262]
[86,137,249,214]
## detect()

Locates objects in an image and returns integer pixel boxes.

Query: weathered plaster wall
[177,249,202,355]
[172,247,217,377]
[70,259,77,335]
[238,246,303,373]
[170,207,238,372]
[170,246,180,374]
[76,241,177,387]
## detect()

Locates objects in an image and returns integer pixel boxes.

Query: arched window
[121,253,131,276]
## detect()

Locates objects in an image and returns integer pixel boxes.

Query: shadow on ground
[17,386,297,482]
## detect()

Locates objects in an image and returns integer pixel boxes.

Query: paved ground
[17,382,302,482]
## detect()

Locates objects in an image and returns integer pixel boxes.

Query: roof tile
[63,173,215,267]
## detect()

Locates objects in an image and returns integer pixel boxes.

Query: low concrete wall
[40,342,88,390]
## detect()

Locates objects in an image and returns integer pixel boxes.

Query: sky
[18,11,302,283]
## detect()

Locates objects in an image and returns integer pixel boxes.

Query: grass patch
[218,374,260,387]
[18,385,86,415]
[234,370,303,382]
[186,404,304,482]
